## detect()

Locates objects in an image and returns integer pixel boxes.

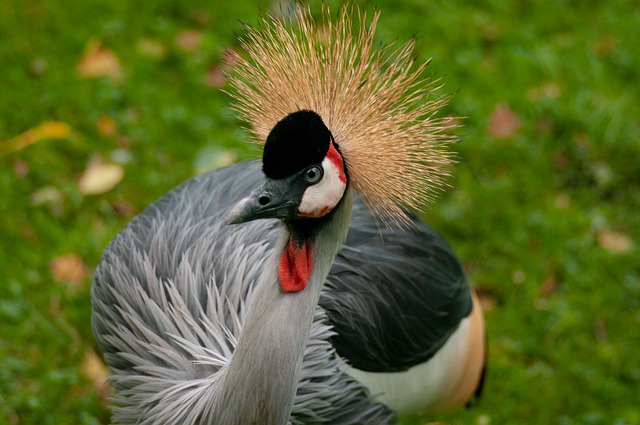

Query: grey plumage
[92,160,473,423]
[92,162,395,424]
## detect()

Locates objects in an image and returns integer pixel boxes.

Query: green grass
[1,0,638,424]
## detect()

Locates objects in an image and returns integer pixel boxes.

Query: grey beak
[225,175,305,225]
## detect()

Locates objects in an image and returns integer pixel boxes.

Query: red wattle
[279,237,314,293]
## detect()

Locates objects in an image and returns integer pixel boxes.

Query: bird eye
[303,165,323,185]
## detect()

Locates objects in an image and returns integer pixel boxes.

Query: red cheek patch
[326,140,346,184]
[279,237,315,292]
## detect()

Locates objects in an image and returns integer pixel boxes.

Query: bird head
[226,110,347,224]
[225,5,457,227]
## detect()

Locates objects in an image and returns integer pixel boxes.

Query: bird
[91,5,486,425]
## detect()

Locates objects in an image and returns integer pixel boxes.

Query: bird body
[92,5,485,424]
[93,161,483,424]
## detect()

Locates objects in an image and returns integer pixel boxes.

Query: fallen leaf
[488,103,520,139]
[96,115,117,138]
[571,131,590,147]
[591,161,614,188]
[205,65,226,88]
[474,287,497,312]
[29,58,48,76]
[527,82,561,102]
[117,135,133,148]
[594,318,607,342]
[554,193,571,209]
[591,36,615,57]
[78,162,124,195]
[82,349,110,400]
[50,254,90,286]
[30,186,63,207]
[194,147,237,174]
[110,148,133,164]
[597,229,633,254]
[206,48,243,88]
[191,9,212,26]
[554,150,569,169]
[534,117,554,136]
[77,40,123,82]
[0,121,72,155]
[136,37,167,59]
[112,200,135,216]
[511,270,526,284]
[175,29,203,52]
[539,276,558,297]
[476,415,491,425]
[13,159,29,177]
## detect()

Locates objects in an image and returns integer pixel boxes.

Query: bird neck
[213,190,353,425]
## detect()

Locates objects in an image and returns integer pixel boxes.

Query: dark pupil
[304,166,322,184]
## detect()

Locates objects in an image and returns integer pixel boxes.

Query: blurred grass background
[1,0,638,424]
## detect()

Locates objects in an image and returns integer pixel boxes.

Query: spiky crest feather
[227,5,458,225]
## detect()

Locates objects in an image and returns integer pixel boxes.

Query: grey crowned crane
[91,6,486,425]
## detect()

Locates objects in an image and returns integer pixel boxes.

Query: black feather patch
[319,202,473,372]
[263,110,332,179]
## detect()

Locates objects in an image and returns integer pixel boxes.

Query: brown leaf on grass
[572,131,590,148]
[474,287,497,312]
[488,103,521,139]
[511,270,526,284]
[194,147,237,174]
[50,254,90,286]
[82,349,110,400]
[205,65,226,88]
[13,159,29,177]
[175,29,203,52]
[0,121,73,155]
[191,9,212,26]
[594,318,608,342]
[30,186,64,212]
[476,416,491,425]
[591,36,615,57]
[136,37,168,59]
[112,200,135,217]
[29,58,48,76]
[527,82,561,102]
[539,276,558,297]
[554,193,571,209]
[96,115,118,138]
[597,229,633,254]
[77,40,123,82]
[117,135,133,149]
[205,48,243,88]
[78,162,124,195]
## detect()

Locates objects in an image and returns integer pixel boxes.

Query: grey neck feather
[211,190,354,425]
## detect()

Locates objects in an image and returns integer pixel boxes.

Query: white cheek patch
[298,157,347,217]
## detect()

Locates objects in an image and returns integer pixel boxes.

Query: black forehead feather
[262,110,332,179]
